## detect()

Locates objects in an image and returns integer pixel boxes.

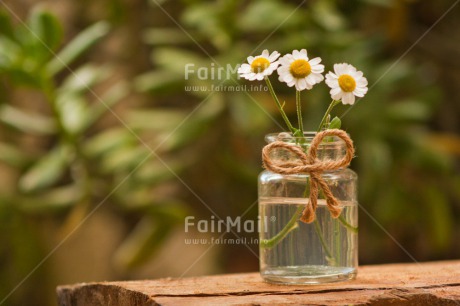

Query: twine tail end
[327,198,343,219]
[300,207,315,223]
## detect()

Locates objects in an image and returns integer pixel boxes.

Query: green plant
[0,7,187,304]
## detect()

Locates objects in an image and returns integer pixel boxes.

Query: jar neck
[265,132,349,165]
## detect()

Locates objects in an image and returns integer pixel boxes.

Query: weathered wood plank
[57,260,460,305]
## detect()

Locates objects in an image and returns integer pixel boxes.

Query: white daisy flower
[325,63,368,105]
[237,49,280,81]
[276,49,324,91]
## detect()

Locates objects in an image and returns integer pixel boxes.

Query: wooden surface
[57,260,460,305]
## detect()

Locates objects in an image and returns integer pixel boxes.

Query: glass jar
[258,132,358,284]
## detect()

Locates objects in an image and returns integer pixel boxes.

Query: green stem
[264,77,297,135]
[296,90,303,136]
[334,218,340,263]
[260,204,304,249]
[317,100,340,132]
[313,219,335,262]
[338,215,358,233]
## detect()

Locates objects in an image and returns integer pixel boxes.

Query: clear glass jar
[258,132,358,284]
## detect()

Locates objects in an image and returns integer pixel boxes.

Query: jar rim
[265,131,349,145]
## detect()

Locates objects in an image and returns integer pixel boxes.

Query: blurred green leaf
[0,105,55,134]
[127,108,186,131]
[46,21,110,76]
[3,68,42,87]
[84,128,135,158]
[56,93,87,135]
[132,159,184,186]
[19,145,71,193]
[0,37,20,69]
[101,146,150,173]
[60,64,110,94]
[28,8,63,52]
[18,185,80,213]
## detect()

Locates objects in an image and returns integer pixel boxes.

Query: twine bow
[262,129,355,223]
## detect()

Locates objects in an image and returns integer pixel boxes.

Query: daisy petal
[331,87,341,96]
[309,57,321,65]
[357,77,368,86]
[292,49,301,59]
[342,92,355,105]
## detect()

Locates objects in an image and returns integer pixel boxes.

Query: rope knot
[262,129,355,223]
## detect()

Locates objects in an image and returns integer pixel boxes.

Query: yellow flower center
[251,58,270,73]
[338,74,356,92]
[289,59,311,78]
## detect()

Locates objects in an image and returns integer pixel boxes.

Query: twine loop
[262,129,355,223]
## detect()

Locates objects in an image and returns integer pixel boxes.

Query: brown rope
[262,129,355,223]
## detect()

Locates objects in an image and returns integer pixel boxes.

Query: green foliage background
[0,0,459,305]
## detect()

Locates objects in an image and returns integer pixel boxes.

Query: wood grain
[57,260,460,305]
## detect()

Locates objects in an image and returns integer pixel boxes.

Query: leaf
[0,36,20,69]
[56,93,88,135]
[127,108,186,131]
[100,146,150,173]
[0,105,56,134]
[0,67,42,88]
[46,21,110,76]
[132,159,184,186]
[19,145,70,192]
[60,64,111,94]
[18,184,80,213]
[328,116,342,129]
[28,8,63,51]
[84,128,135,158]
